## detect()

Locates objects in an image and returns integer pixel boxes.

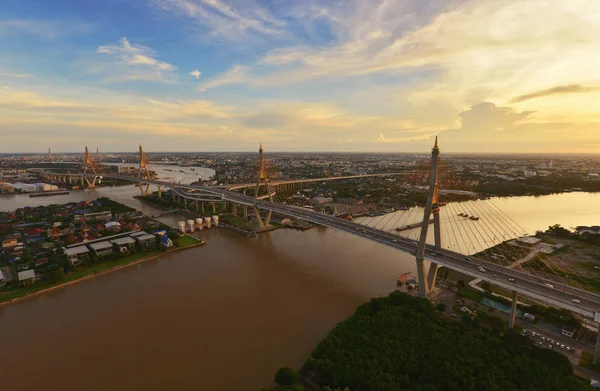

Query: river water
[1,172,600,390]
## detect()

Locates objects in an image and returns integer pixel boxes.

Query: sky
[1,0,599,153]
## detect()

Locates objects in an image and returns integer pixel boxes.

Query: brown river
[1,179,600,390]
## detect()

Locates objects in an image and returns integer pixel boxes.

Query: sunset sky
[1,0,599,153]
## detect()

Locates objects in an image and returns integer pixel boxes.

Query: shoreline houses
[0,199,177,286]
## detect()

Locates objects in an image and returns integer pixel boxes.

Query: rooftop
[135,234,156,242]
[64,246,90,256]
[89,241,113,251]
[111,237,136,246]
[18,269,35,281]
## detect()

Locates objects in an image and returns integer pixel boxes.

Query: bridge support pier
[157,186,162,198]
[202,201,205,214]
[509,291,518,330]
[211,201,216,214]
[232,203,237,217]
[184,198,188,210]
[195,200,199,213]
[243,205,248,220]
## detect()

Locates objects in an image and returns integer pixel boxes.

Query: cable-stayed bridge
[34,140,600,362]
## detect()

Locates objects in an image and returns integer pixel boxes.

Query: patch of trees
[291,292,588,391]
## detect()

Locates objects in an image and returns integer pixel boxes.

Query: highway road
[36,170,600,319]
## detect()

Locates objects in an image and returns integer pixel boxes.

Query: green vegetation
[173,235,201,247]
[274,367,300,387]
[96,197,136,214]
[288,292,589,391]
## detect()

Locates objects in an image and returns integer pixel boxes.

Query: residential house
[18,269,36,286]
[135,234,157,249]
[2,237,18,248]
[160,234,173,249]
[64,246,90,266]
[111,237,136,253]
[89,241,114,256]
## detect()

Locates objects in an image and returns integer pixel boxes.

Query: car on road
[393,239,398,243]
[544,283,554,289]
[572,298,581,304]
[493,274,497,278]
[464,256,471,261]
[508,278,515,283]
[477,266,486,273]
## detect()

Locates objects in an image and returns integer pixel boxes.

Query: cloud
[150,0,286,40]
[198,65,248,90]
[96,37,176,83]
[510,85,599,103]
[0,19,92,40]
[0,19,61,40]
[0,69,31,79]
[189,69,202,79]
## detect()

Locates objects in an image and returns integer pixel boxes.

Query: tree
[457,280,465,288]
[436,303,447,312]
[275,367,299,386]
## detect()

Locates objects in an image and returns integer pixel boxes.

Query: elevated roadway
[34,170,600,318]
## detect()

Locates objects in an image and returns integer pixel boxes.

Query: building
[10,183,36,193]
[159,234,173,248]
[64,246,90,266]
[84,211,112,221]
[89,241,114,256]
[18,269,36,285]
[0,183,14,193]
[111,237,136,253]
[135,234,157,248]
[104,221,121,231]
[2,237,18,248]
[32,182,58,192]
[130,231,147,238]
[561,325,576,338]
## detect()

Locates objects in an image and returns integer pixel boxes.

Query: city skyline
[1,0,600,153]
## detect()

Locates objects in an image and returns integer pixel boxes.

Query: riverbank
[0,239,205,306]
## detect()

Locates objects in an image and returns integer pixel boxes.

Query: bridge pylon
[137,144,160,196]
[253,143,274,228]
[415,136,442,296]
[82,145,100,188]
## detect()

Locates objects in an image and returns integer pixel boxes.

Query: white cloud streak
[150,0,286,40]
[96,37,177,83]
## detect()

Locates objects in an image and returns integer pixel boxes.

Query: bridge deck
[35,170,600,318]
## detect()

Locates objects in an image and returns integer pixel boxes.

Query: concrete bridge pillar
[243,205,248,220]
[157,186,162,198]
[509,291,518,330]
[195,200,199,213]
[232,203,237,217]
[211,201,216,214]
[184,197,188,210]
